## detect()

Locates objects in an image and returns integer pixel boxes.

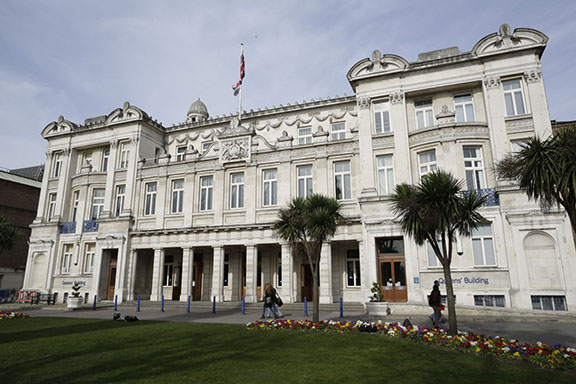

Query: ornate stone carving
[357,97,371,109]
[277,130,293,142]
[221,138,250,162]
[484,75,501,89]
[436,105,455,125]
[109,139,119,149]
[62,147,71,156]
[524,69,542,83]
[46,151,53,159]
[390,91,403,105]
[130,135,139,145]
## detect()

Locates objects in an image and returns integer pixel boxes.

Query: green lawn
[0,318,574,383]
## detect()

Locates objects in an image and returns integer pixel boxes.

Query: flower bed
[247,320,576,370]
[0,311,31,320]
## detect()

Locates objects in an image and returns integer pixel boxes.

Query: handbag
[276,294,283,307]
[440,305,445,311]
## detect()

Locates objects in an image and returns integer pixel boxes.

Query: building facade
[23,25,576,312]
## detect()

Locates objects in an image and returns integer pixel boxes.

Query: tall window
[472,224,495,266]
[200,176,213,211]
[230,172,244,209]
[53,152,62,178]
[120,143,130,168]
[71,190,79,221]
[331,122,346,141]
[377,155,394,195]
[102,149,110,172]
[454,94,475,122]
[463,147,486,190]
[91,189,105,219]
[334,161,351,200]
[163,256,174,286]
[263,169,278,206]
[298,127,312,145]
[415,99,434,129]
[115,185,125,217]
[346,249,361,287]
[144,182,157,216]
[374,101,391,133]
[48,193,57,220]
[297,165,313,198]
[503,79,526,116]
[84,243,95,273]
[171,179,184,214]
[61,244,73,274]
[418,150,437,178]
[426,240,442,267]
[176,146,187,162]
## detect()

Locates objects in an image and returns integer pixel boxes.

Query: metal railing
[59,221,76,234]
[82,220,99,232]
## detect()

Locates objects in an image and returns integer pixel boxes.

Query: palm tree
[496,125,576,238]
[390,170,488,335]
[274,194,343,323]
[0,215,19,255]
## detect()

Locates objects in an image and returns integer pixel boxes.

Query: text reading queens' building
[23,25,576,312]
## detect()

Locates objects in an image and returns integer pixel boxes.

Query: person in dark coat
[260,283,282,319]
[428,280,443,327]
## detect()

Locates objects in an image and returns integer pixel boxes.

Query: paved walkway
[3,302,576,347]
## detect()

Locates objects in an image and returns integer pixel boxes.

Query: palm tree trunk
[442,265,458,336]
[312,263,320,323]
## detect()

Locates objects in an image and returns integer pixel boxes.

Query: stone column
[54,148,72,221]
[356,97,378,198]
[280,243,294,303]
[35,151,53,223]
[389,91,411,184]
[523,69,553,138]
[122,136,139,216]
[102,140,119,217]
[128,249,138,301]
[482,75,509,164]
[150,248,165,301]
[114,240,129,303]
[245,245,257,303]
[211,246,225,302]
[319,243,333,304]
[180,247,194,301]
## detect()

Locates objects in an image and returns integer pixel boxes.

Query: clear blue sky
[1,0,574,170]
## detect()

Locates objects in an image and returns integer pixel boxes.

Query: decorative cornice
[524,69,542,83]
[390,91,403,105]
[357,97,371,109]
[484,75,501,89]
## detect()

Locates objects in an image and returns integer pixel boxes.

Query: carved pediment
[220,137,251,163]
[41,115,78,138]
[347,51,409,82]
[217,117,254,139]
[106,102,148,125]
[472,24,548,58]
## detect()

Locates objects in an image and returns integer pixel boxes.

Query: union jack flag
[232,47,245,96]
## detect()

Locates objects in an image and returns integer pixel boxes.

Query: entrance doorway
[106,252,118,300]
[192,256,203,301]
[377,237,407,302]
[301,262,318,302]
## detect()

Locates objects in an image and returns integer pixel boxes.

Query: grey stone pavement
[3,302,576,348]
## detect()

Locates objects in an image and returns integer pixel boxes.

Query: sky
[0,0,575,170]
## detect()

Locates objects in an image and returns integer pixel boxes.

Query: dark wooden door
[107,255,118,300]
[192,260,203,301]
[300,263,318,302]
[379,259,407,302]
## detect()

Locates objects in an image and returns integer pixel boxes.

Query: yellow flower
[513,352,520,357]
[475,347,481,353]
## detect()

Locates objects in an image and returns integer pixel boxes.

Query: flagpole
[238,43,243,121]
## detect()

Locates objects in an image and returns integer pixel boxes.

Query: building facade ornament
[357,97,371,109]
[109,139,119,149]
[390,91,404,105]
[220,138,250,163]
[484,75,501,89]
[436,105,456,125]
[524,69,542,83]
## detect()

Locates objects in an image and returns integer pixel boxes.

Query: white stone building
[23,25,576,312]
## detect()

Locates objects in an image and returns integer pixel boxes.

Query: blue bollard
[137,296,140,312]
[242,296,245,315]
[93,294,97,311]
[187,296,191,313]
[114,295,118,311]
[161,295,164,312]
[212,296,216,314]
[304,297,308,317]
[340,297,343,318]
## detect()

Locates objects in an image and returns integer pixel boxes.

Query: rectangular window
[503,79,526,116]
[297,165,313,198]
[84,243,95,274]
[263,169,278,206]
[71,190,79,221]
[230,172,244,209]
[415,99,434,129]
[426,241,441,267]
[531,295,567,311]
[171,179,184,213]
[377,155,394,195]
[472,224,496,266]
[144,182,157,216]
[102,149,110,172]
[454,94,475,122]
[163,255,174,286]
[53,152,62,178]
[298,127,312,145]
[120,143,130,169]
[334,161,351,200]
[91,189,105,219]
[374,101,391,133]
[510,139,527,153]
[418,150,437,178]
[200,176,213,211]
[176,146,187,162]
[463,147,486,190]
[331,122,346,141]
[115,185,125,217]
[61,244,73,274]
[48,193,57,220]
[474,295,505,308]
[223,254,229,286]
[346,249,361,287]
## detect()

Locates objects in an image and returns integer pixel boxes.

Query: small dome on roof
[187,98,209,122]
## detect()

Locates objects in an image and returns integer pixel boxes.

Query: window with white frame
[84,243,95,273]
[426,240,442,267]
[47,193,57,220]
[61,244,73,274]
[52,152,62,178]
[331,122,346,141]
[71,190,79,221]
[454,94,475,122]
[176,146,187,162]
[334,161,351,200]
[374,101,391,133]
[171,179,184,214]
[230,172,244,209]
[102,149,110,172]
[298,127,312,145]
[90,189,105,219]
[475,295,505,308]
[346,249,361,287]
[200,176,213,211]
[463,147,486,190]
[163,255,174,286]
[510,139,527,153]
[415,99,434,129]
[503,79,526,116]
[297,165,313,198]
[115,185,125,217]
[144,182,157,216]
[472,224,496,266]
[119,143,130,168]
[263,169,278,206]
[418,150,437,178]
[531,295,567,311]
[377,155,394,195]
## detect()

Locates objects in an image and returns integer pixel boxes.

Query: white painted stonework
[23,25,576,314]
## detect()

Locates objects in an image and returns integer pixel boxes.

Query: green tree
[274,194,343,323]
[496,126,576,238]
[0,215,19,254]
[390,170,488,335]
